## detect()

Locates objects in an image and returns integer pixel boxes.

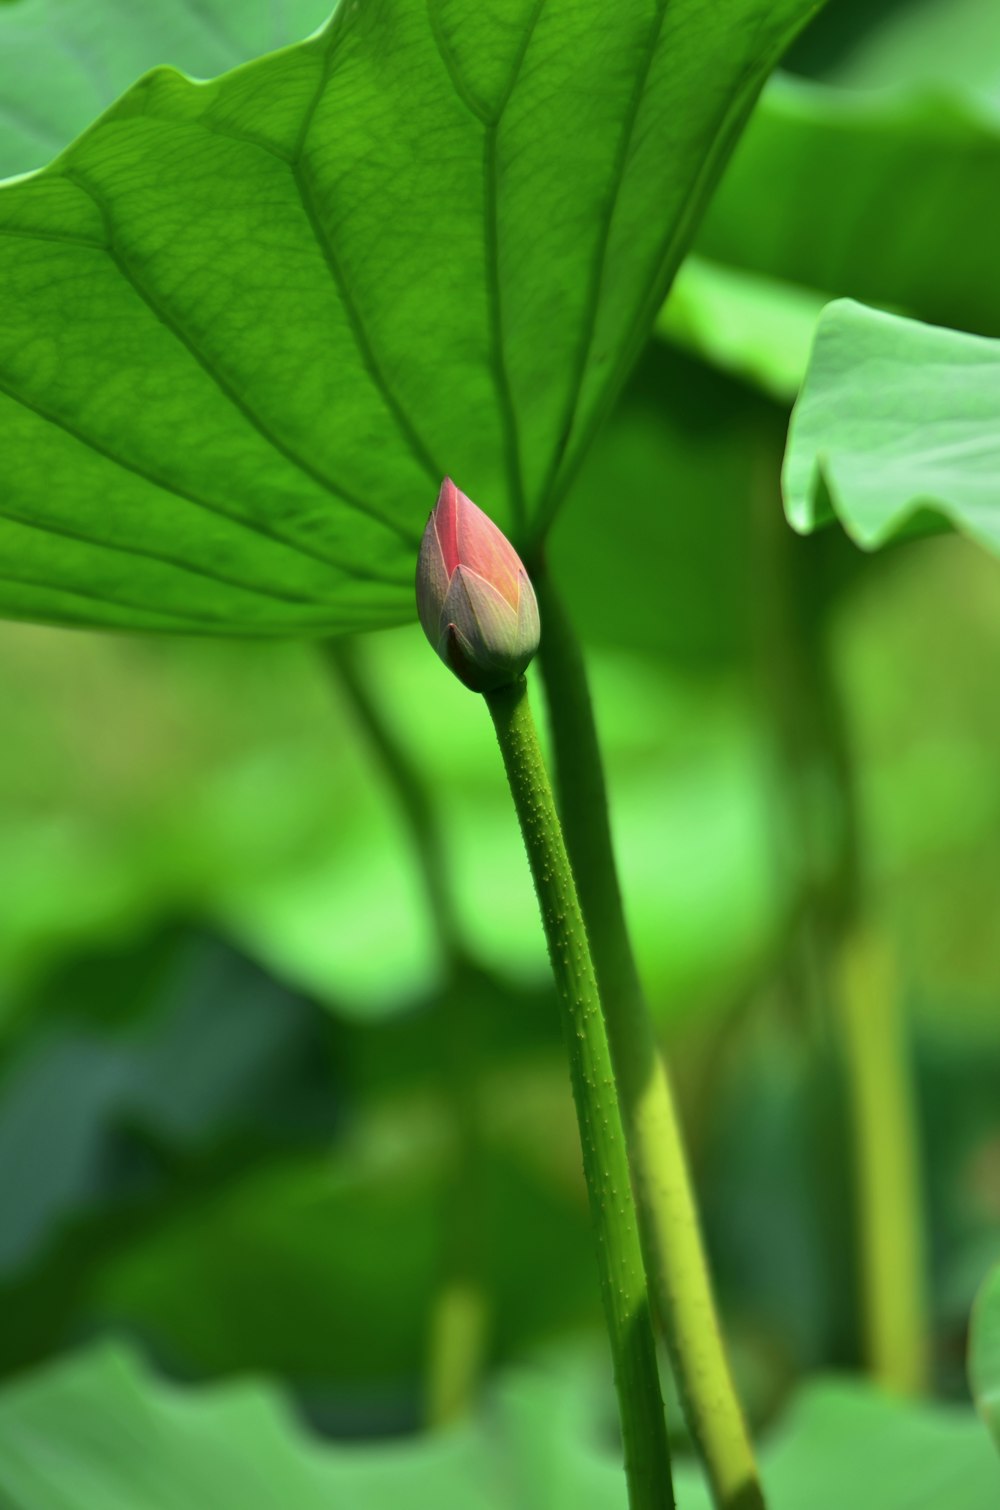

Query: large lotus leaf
[760,1380,1000,1508]
[695,74,1000,341]
[786,0,1000,98]
[0,0,822,635]
[0,1340,494,1510]
[655,0,1000,399]
[782,300,1000,559]
[658,59,1000,400]
[0,0,332,179]
[0,1340,998,1508]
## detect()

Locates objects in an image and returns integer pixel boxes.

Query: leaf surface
[658,255,827,403]
[696,74,1000,340]
[0,0,820,633]
[656,65,1000,401]
[0,1340,998,1508]
[783,300,1000,558]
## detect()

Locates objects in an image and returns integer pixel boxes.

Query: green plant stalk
[327,639,463,963]
[533,571,763,1510]
[484,676,674,1510]
[326,639,488,1427]
[421,960,490,1429]
[836,927,928,1395]
[423,1248,489,1428]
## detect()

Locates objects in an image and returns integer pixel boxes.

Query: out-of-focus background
[0,0,998,1500]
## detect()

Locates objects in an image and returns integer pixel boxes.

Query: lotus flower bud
[416,478,540,693]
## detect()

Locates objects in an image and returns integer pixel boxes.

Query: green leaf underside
[0,1341,997,1509]
[970,1263,1000,1453]
[783,300,1000,559]
[696,74,1000,340]
[657,70,1000,402]
[0,0,820,635]
[658,254,829,403]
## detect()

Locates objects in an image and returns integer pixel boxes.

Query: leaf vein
[0,568,220,629]
[494,0,547,127]
[0,225,107,251]
[0,371,410,588]
[0,500,337,611]
[534,0,670,523]
[484,124,526,529]
[288,153,445,490]
[59,166,418,548]
[482,0,547,531]
[424,0,492,126]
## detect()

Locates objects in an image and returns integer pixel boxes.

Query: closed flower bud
[416,478,540,693]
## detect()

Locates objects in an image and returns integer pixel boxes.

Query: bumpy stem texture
[534,573,763,1510]
[485,677,674,1510]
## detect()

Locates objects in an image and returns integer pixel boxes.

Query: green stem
[327,639,463,962]
[325,638,488,1426]
[423,962,491,1427]
[423,1228,489,1426]
[533,572,763,1510]
[836,927,928,1394]
[484,677,674,1510]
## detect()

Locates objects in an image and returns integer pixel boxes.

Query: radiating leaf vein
[62,165,419,548]
[0,369,408,588]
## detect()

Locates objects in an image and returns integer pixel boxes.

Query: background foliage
[0,0,999,1505]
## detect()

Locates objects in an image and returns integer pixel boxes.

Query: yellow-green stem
[534,571,763,1510]
[485,676,674,1510]
[836,928,928,1394]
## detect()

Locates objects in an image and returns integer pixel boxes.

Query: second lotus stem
[533,567,764,1510]
[485,675,675,1510]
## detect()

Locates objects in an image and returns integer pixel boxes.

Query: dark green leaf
[657,66,1000,397]
[0,933,334,1279]
[696,74,1000,339]
[0,0,820,633]
[783,301,1000,558]
[786,0,1000,97]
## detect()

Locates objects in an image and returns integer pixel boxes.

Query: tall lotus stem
[416,479,675,1510]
